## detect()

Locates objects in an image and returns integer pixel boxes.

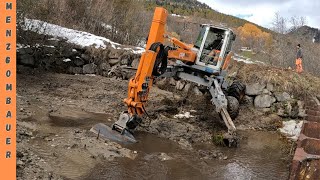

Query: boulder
[81,54,91,62]
[131,58,140,69]
[245,83,266,95]
[267,83,274,92]
[169,78,176,86]
[176,81,185,90]
[262,89,271,95]
[83,63,97,74]
[274,92,291,102]
[73,57,85,66]
[68,67,83,74]
[99,62,111,71]
[254,94,276,108]
[19,54,35,66]
[19,47,33,55]
[296,100,307,118]
[183,83,192,92]
[156,78,167,87]
[193,87,203,96]
[109,59,120,66]
[42,46,56,54]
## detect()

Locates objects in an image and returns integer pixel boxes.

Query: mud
[17,67,291,180]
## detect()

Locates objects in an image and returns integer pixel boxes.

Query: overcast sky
[198,0,320,29]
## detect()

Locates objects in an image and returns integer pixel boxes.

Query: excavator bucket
[90,123,137,144]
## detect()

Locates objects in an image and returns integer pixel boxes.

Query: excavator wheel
[227,81,246,103]
[226,96,239,119]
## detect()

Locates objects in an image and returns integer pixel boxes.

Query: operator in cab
[204,34,223,65]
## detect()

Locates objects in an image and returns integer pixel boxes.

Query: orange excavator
[91,7,245,147]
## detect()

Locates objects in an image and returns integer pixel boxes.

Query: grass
[240,51,254,59]
[212,133,226,146]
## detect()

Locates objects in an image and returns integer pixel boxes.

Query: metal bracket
[209,79,227,113]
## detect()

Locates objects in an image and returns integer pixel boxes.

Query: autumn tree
[237,23,272,52]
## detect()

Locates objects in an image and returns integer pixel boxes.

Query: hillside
[288,26,320,43]
[144,0,271,32]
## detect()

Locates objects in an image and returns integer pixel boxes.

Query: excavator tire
[227,81,246,103]
[226,96,239,119]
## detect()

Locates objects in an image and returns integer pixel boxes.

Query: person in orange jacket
[295,44,303,73]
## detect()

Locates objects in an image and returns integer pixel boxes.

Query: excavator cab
[194,24,236,73]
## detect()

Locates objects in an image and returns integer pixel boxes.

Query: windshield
[194,27,207,48]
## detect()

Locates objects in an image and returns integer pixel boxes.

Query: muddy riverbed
[84,130,289,180]
[17,67,292,180]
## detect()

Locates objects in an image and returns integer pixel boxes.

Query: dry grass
[228,60,320,98]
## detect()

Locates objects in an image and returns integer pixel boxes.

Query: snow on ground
[233,53,265,65]
[279,120,303,141]
[171,14,186,18]
[22,18,145,54]
[174,112,195,119]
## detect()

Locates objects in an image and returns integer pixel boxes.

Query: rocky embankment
[17,37,140,79]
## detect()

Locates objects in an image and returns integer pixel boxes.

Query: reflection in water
[224,162,254,180]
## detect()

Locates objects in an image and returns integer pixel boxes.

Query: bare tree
[289,16,307,31]
[271,12,288,34]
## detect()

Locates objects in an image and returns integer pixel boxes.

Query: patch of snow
[63,58,71,62]
[233,53,266,65]
[17,44,29,49]
[174,112,194,119]
[101,23,112,30]
[279,120,303,141]
[22,18,145,54]
[232,56,255,64]
[171,14,186,18]
[72,49,77,52]
[44,45,55,48]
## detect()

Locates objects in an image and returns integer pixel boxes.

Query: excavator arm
[110,8,170,139]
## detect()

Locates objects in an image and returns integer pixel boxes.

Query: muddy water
[84,131,289,180]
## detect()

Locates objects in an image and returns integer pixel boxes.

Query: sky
[197,0,320,29]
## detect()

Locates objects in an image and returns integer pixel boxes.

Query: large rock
[19,54,35,66]
[73,57,85,66]
[274,92,291,102]
[169,78,176,86]
[176,81,185,90]
[193,87,203,96]
[183,83,191,93]
[109,59,120,66]
[254,94,276,108]
[83,63,97,74]
[68,67,83,74]
[266,83,274,92]
[42,46,57,54]
[18,47,33,55]
[156,78,167,87]
[131,58,140,69]
[99,62,111,71]
[296,101,307,118]
[245,83,266,95]
[81,54,91,62]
